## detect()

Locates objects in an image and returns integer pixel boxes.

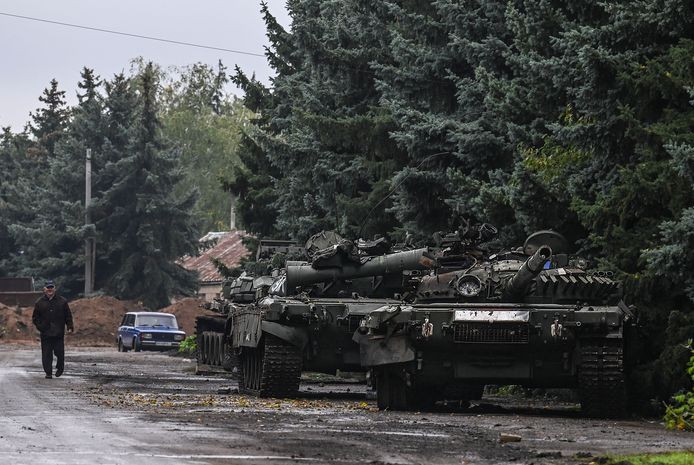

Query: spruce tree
[7,80,72,287]
[227,1,298,239]
[28,79,70,159]
[233,0,406,241]
[96,63,199,309]
[6,70,105,296]
[0,128,29,273]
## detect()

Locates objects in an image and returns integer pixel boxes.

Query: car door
[118,314,136,347]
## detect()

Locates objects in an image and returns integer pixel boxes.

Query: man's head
[43,280,56,297]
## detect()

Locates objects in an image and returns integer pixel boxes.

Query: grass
[600,451,694,465]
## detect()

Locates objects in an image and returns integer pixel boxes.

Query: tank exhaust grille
[453,322,530,344]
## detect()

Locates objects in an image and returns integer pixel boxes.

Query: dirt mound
[0,295,207,347]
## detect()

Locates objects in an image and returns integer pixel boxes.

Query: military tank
[194,239,304,374]
[354,228,637,418]
[195,231,435,397]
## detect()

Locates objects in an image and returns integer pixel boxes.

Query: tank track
[195,315,226,371]
[239,334,302,398]
[578,338,628,418]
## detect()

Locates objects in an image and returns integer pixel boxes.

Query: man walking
[32,280,74,379]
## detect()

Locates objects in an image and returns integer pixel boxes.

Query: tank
[354,227,637,418]
[195,231,435,397]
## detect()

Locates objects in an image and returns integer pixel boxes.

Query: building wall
[198,283,222,302]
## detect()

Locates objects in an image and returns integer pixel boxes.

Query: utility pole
[84,148,95,295]
[229,192,237,230]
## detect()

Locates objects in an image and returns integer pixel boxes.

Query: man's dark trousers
[41,336,64,376]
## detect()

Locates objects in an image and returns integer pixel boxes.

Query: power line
[0,11,266,58]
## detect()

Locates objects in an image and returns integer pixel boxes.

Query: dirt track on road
[2,344,693,465]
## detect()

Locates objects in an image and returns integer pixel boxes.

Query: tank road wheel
[216,334,225,366]
[208,334,216,365]
[209,333,217,365]
[200,333,208,364]
[579,338,628,418]
[238,334,302,398]
[376,367,411,411]
[221,338,239,376]
[195,329,204,365]
[195,316,227,370]
[207,334,216,366]
[213,334,221,366]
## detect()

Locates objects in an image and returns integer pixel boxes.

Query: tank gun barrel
[286,248,434,291]
[503,245,552,301]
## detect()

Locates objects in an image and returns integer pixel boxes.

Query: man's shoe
[45,374,52,379]
[55,369,63,378]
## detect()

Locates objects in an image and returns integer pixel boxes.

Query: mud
[3,344,693,465]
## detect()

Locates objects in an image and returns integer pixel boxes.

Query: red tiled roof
[179,230,251,284]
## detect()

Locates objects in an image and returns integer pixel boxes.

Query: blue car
[116,311,186,352]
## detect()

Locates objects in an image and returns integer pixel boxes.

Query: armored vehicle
[195,239,304,373]
[355,229,636,418]
[196,232,435,397]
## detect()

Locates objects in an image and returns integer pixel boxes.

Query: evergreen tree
[227,1,298,239]
[232,0,406,241]
[28,79,70,159]
[96,63,199,309]
[6,70,105,296]
[93,73,139,291]
[0,128,30,273]
[6,80,72,287]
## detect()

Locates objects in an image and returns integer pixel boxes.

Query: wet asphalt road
[1,345,693,465]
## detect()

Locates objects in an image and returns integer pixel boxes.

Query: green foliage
[27,78,70,159]
[3,61,248,305]
[160,61,251,233]
[520,137,592,193]
[494,385,526,397]
[223,0,694,402]
[664,339,694,431]
[96,63,200,309]
[178,335,197,354]
[231,0,405,241]
[602,451,694,465]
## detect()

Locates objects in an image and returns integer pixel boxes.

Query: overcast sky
[0,0,290,131]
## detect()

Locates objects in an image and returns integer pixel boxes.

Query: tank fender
[261,321,309,349]
[353,332,415,367]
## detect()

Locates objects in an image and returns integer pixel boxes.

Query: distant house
[179,230,250,301]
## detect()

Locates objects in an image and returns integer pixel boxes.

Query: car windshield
[136,315,177,328]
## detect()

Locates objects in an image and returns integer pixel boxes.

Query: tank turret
[502,245,552,301]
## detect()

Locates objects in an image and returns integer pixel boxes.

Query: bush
[178,335,197,354]
[663,339,694,431]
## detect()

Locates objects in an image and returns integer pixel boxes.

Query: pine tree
[232,0,407,241]
[0,128,29,273]
[6,79,72,287]
[96,63,199,309]
[28,79,70,159]
[6,70,105,296]
[226,1,298,239]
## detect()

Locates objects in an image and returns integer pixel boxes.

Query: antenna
[356,151,451,241]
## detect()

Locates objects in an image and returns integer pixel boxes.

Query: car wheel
[118,339,124,352]
[132,337,141,352]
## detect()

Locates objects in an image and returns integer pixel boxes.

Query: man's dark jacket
[32,294,74,337]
